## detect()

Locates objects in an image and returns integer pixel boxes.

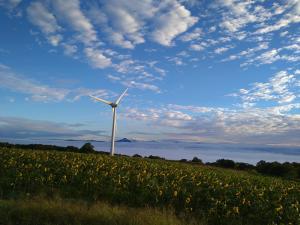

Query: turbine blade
[115,88,128,105]
[89,95,112,105]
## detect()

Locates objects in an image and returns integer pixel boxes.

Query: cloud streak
[0,65,111,102]
[0,116,106,140]
[121,103,300,145]
[232,70,299,105]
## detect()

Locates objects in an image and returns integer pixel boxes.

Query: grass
[0,196,200,225]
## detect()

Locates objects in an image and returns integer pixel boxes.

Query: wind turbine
[89,88,128,156]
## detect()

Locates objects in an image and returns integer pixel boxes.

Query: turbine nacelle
[109,102,118,108]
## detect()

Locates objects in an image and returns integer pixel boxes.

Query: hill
[116,138,132,142]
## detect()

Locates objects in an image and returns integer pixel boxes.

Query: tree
[148,155,165,160]
[256,161,290,177]
[235,162,255,170]
[66,146,79,152]
[215,159,235,168]
[80,143,95,153]
[191,157,203,164]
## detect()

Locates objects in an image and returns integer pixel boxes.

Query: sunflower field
[0,148,299,225]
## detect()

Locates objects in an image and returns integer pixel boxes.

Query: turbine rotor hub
[110,103,118,108]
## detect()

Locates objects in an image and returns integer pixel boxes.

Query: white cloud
[122,108,158,121]
[0,63,10,69]
[84,48,112,69]
[167,56,184,65]
[240,42,268,55]
[164,110,193,121]
[122,80,161,93]
[113,58,164,81]
[0,116,106,140]
[220,20,240,33]
[26,1,113,69]
[254,49,281,64]
[189,37,231,54]
[52,0,97,46]
[214,47,230,54]
[218,0,269,33]
[62,43,77,55]
[283,44,300,53]
[88,1,146,49]
[209,26,216,33]
[229,55,239,60]
[240,45,300,66]
[27,2,60,34]
[107,74,121,81]
[48,34,63,46]
[150,1,198,46]
[255,0,300,34]
[190,43,205,51]
[169,104,225,114]
[179,27,202,42]
[0,64,69,102]
[280,31,289,37]
[0,0,22,10]
[87,0,198,48]
[71,88,111,102]
[103,57,165,92]
[0,64,110,102]
[122,103,300,145]
[123,107,193,128]
[233,70,299,105]
[41,0,194,73]
[113,60,134,73]
[216,106,300,138]
[27,2,62,46]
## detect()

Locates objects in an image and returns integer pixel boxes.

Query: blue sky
[0,0,300,146]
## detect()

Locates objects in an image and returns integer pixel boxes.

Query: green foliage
[0,148,299,225]
[147,155,165,160]
[256,160,300,179]
[0,142,80,152]
[214,159,236,168]
[80,143,95,153]
[191,157,203,164]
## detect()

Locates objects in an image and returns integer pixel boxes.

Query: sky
[0,0,300,147]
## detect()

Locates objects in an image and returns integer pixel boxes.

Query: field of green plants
[0,148,299,225]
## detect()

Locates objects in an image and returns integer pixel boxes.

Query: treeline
[136,155,300,181]
[256,160,300,180]
[1,142,299,181]
[207,159,300,181]
[0,142,100,154]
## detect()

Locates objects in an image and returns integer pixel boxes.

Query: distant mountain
[116,138,132,143]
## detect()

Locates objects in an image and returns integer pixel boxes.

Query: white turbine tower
[89,88,128,156]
